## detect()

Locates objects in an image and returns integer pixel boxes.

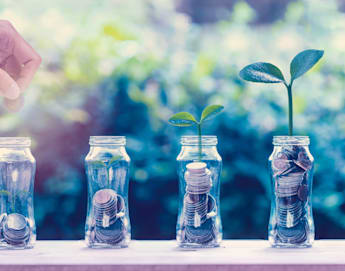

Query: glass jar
[268,136,314,248]
[85,136,131,248]
[176,135,222,248]
[0,137,36,249]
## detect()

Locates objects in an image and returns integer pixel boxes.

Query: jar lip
[273,136,310,146]
[181,135,217,146]
[89,136,126,146]
[0,137,31,147]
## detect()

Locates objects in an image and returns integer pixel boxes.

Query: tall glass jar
[0,137,36,249]
[268,136,314,248]
[176,135,222,248]
[85,136,131,248]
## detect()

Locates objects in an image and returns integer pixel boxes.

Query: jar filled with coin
[268,136,314,248]
[176,136,222,248]
[84,136,130,248]
[0,137,36,249]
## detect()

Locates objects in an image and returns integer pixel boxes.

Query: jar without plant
[176,136,222,248]
[268,136,314,248]
[85,136,131,248]
[0,137,36,249]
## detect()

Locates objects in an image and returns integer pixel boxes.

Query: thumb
[0,68,20,99]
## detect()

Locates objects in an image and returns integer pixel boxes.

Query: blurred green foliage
[0,0,345,239]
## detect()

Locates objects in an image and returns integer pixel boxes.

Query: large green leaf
[168,112,198,127]
[290,49,324,82]
[200,105,224,122]
[239,62,285,83]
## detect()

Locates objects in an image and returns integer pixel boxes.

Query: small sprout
[90,155,122,169]
[108,155,122,167]
[89,160,107,169]
[169,105,224,160]
[239,49,324,136]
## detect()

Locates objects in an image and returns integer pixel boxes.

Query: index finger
[7,22,41,91]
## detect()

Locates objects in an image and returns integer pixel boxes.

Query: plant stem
[197,123,202,161]
[287,84,293,136]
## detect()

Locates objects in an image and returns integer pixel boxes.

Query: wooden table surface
[0,240,345,271]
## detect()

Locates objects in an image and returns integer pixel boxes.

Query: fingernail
[4,96,24,112]
[4,82,20,100]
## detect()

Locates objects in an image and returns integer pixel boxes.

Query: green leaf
[290,49,324,82]
[168,112,198,127]
[200,105,224,122]
[108,155,122,167]
[239,62,285,83]
[89,160,106,168]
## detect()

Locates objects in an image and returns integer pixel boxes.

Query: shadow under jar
[0,137,36,249]
[85,136,131,248]
[268,136,314,248]
[176,136,222,248]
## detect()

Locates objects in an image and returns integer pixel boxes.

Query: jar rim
[89,136,126,146]
[0,137,31,147]
[273,136,310,146]
[180,135,217,146]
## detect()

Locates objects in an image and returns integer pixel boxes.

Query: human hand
[0,20,41,111]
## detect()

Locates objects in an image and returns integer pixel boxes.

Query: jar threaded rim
[89,136,126,146]
[180,135,217,146]
[273,136,310,146]
[0,137,31,147]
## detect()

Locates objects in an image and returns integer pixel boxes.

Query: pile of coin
[1,213,31,246]
[181,162,217,245]
[271,146,312,244]
[277,219,308,244]
[89,188,126,245]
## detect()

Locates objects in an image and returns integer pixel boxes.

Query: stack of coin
[277,219,308,244]
[272,146,312,244]
[93,189,118,227]
[184,194,208,227]
[91,189,126,245]
[277,200,303,228]
[184,162,212,194]
[276,172,304,197]
[185,218,216,244]
[3,213,30,246]
[94,219,125,245]
[181,162,217,245]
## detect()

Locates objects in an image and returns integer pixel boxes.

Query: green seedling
[169,105,224,160]
[239,49,324,136]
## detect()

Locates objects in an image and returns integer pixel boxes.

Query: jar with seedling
[239,49,324,248]
[84,136,131,248]
[0,137,36,249]
[169,105,224,248]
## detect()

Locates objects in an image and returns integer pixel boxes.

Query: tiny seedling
[169,105,224,160]
[89,155,122,185]
[89,155,122,169]
[239,49,324,136]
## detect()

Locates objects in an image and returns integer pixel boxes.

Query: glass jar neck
[0,137,31,148]
[273,136,309,146]
[180,136,217,147]
[89,136,126,147]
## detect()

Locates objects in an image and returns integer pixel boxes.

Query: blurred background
[0,0,345,240]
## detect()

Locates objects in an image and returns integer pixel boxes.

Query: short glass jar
[268,136,314,248]
[0,137,36,249]
[176,136,222,248]
[85,136,131,248]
